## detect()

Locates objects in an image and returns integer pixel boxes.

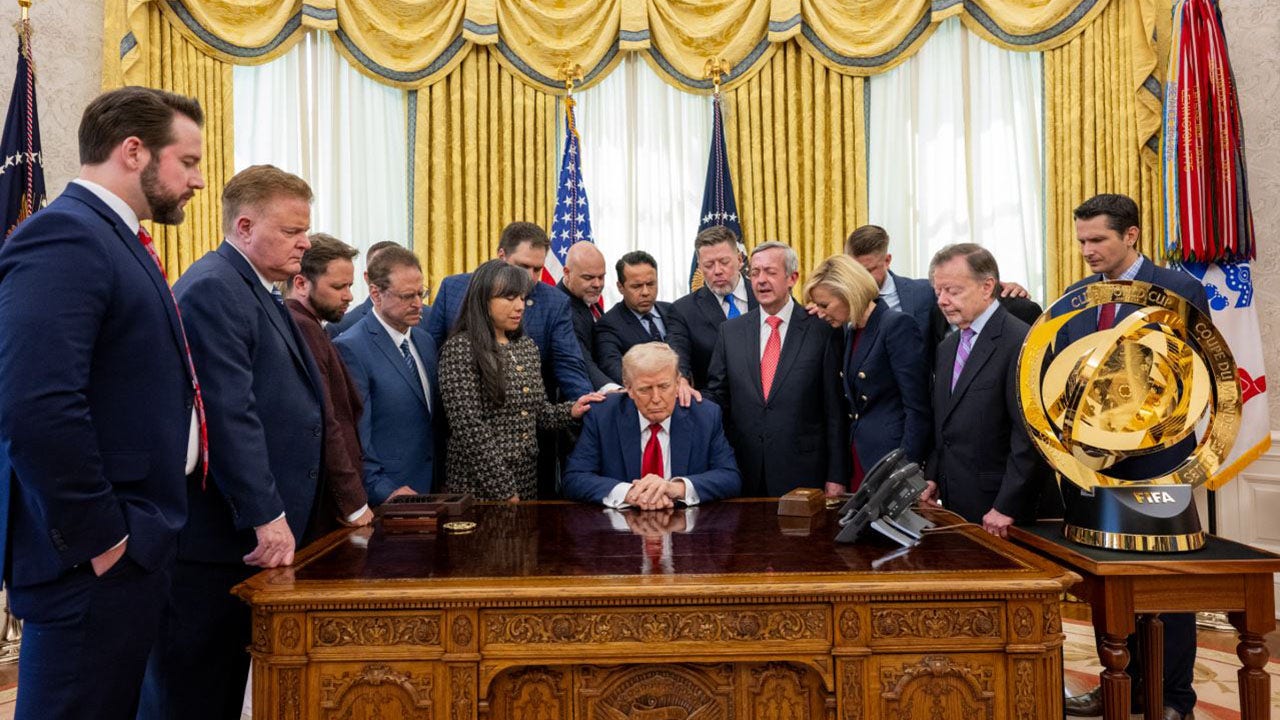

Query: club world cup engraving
[1017,281,1241,551]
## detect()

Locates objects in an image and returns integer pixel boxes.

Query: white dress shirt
[878,271,901,311]
[714,277,750,318]
[758,297,795,359]
[602,411,702,508]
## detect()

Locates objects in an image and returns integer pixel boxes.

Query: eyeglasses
[388,288,427,303]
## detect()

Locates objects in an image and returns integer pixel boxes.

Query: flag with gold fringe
[689,89,741,291]
[1161,0,1268,489]
[0,13,45,244]
[545,93,595,287]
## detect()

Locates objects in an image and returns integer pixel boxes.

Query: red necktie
[641,422,664,478]
[138,227,209,485]
[761,315,783,400]
[1098,302,1117,330]
[590,303,601,321]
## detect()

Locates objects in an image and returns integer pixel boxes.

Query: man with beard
[140,165,325,720]
[668,226,757,388]
[284,234,373,530]
[327,240,428,339]
[557,240,615,390]
[336,246,443,505]
[0,87,206,720]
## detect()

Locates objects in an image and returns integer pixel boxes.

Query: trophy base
[1062,483,1205,553]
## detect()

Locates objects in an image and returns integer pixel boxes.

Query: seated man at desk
[564,343,741,508]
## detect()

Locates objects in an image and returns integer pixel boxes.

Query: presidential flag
[0,17,45,244]
[544,95,595,286]
[689,90,742,290]
[1161,0,1268,487]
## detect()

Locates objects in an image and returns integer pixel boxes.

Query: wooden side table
[1009,521,1280,720]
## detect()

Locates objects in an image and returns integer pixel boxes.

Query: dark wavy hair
[450,259,534,406]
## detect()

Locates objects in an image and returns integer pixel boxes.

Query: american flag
[0,15,45,244]
[689,91,741,290]
[543,96,595,285]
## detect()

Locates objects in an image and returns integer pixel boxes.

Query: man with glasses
[335,245,442,505]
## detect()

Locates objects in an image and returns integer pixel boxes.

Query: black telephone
[834,448,935,547]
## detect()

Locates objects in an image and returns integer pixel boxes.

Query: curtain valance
[109,0,1116,93]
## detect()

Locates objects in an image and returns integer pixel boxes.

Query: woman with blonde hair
[804,254,931,488]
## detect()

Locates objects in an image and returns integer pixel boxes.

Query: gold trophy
[1017,281,1241,552]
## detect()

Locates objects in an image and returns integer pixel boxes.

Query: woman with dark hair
[439,259,604,500]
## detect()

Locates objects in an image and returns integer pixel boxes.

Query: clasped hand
[624,474,684,510]
[244,515,295,568]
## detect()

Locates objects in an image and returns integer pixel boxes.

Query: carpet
[1063,618,1280,719]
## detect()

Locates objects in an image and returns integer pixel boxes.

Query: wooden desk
[1009,521,1280,720]
[236,501,1077,719]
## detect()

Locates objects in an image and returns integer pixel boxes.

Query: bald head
[562,241,607,305]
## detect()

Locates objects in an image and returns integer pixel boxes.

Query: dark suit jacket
[890,270,948,355]
[562,393,741,504]
[427,272,591,399]
[593,301,679,384]
[668,281,757,388]
[1059,259,1209,480]
[174,241,325,563]
[0,184,194,587]
[705,302,846,497]
[335,312,442,504]
[286,299,368,523]
[998,293,1044,326]
[328,296,432,340]
[928,304,1048,524]
[844,301,933,471]
[556,279,612,389]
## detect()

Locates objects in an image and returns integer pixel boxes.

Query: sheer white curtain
[572,56,712,304]
[868,18,1045,301]
[233,31,408,302]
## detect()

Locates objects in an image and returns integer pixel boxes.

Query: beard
[311,294,348,324]
[140,157,188,225]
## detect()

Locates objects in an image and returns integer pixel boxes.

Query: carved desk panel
[236,501,1076,719]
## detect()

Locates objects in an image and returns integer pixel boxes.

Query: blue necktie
[270,285,285,306]
[642,313,664,341]
[400,338,426,402]
[725,295,741,318]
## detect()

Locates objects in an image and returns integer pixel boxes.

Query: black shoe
[1063,687,1145,716]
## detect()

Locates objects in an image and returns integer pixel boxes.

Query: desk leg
[1139,614,1163,720]
[1099,632,1132,720]
[1229,574,1277,720]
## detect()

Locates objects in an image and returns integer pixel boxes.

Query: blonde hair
[803,254,880,321]
[622,342,680,385]
[222,164,313,235]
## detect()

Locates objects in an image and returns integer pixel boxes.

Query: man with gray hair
[920,243,1054,536]
[705,242,846,497]
[563,343,741,507]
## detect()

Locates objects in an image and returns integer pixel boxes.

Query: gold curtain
[722,41,867,289]
[1044,0,1162,298]
[102,2,235,279]
[411,46,557,293]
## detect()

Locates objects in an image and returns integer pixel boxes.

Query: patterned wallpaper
[1,1,1277,429]
[0,1,103,195]
[1221,1,1280,430]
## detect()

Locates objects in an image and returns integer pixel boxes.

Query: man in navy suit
[705,242,846,498]
[669,226,756,388]
[139,165,326,720]
[327,240,430,338]
[335,245,442,505]
[920,244,1053,534]
[427,221,591,497]
[594,250,683,385]
[556,240,614,390]
[1060,194,1206,720]
[0,87,206,720]
[564,343,740,507]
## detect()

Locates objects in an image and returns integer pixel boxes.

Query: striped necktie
[951,328,976,391]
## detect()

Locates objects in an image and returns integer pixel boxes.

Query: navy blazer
[562,393,741,503]
[335,312,442,504]
[427,272,591,399]
[668,282,756,388]
[328,296,432,339]
[556,280,613,390]
[173,241,325,563]
[0,184,194,586]
[705,301,846,496]
[844,301,933,469]
[1058,259,1209,481]
[891,270,947,351]
[929,304,1048,523]
[593,301,679,384]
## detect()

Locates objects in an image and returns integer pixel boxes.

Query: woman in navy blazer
[804,255,932,489]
